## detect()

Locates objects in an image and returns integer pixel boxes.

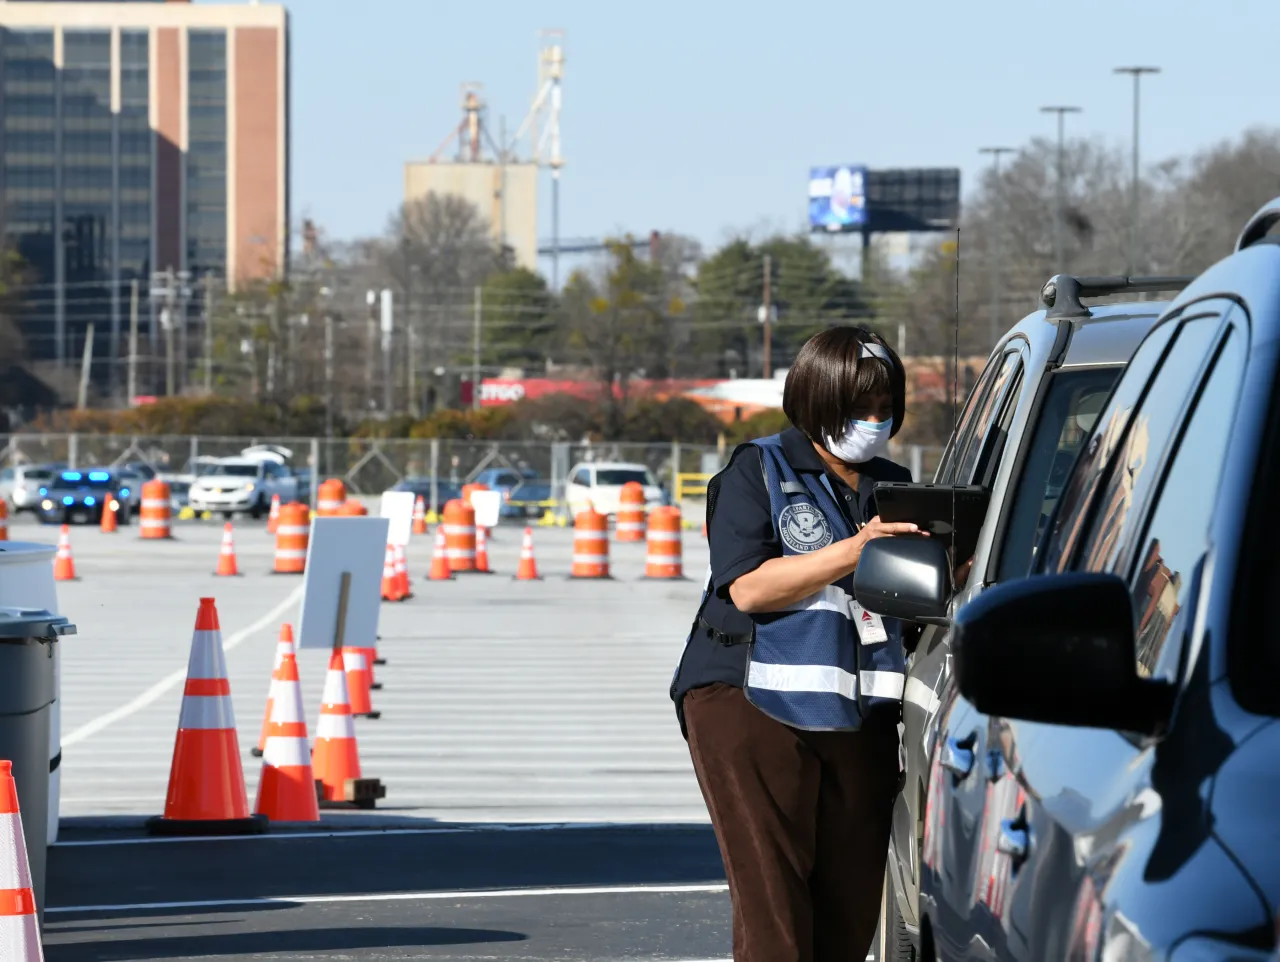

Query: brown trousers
[685,683,899,962]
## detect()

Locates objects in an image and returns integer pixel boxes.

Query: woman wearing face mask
[670,325,920,962]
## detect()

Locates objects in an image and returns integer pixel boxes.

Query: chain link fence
[0,433,946,507]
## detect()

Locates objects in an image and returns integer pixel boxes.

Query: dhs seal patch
[779,502,833,552]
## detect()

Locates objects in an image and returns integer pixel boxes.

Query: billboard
[808,165,867,232]
[865,168,961,231]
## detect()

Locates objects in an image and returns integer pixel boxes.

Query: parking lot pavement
[44,824,732,961]
[8,514,711,823]
[7,512,735,959]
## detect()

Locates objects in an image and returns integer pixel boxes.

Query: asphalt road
[44,824,732,961]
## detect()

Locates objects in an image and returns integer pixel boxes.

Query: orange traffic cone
[0,761,42,960]
[515,526,541,580]
[0,499,8,541]
[343,646,380,719]
[147,598,265,835]
[412,495,427,535]
[100,491,119,533]
[214,522,241,576]
[313,650,386,808]
[474,524,492,574]
[252,624,294,759]
[380,543,402,602]
[394,542,413,598]
[53,524,77,582]
[254,645,320,822]
[266,493,281,535]
[428,526,454,581]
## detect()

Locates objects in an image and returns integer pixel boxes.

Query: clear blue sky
[257,0,1278,253]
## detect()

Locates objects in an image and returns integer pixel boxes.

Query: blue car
[35,469,134,525]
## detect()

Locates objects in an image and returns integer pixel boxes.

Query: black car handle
[940,732,977,779]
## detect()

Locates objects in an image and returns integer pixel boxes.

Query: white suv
[187,453,300,519]
[565,461,666,517]
[0,464,58,512]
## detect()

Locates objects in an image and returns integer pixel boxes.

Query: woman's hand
[844,516,924,570]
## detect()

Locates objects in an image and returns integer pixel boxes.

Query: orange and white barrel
[273,502,310,574]
[461,483,488,508]
[139,479,172,539]
[615,481,646,542]
[316,478,346,517]
[443,499,476,572]
[337,499,367,516]
[0,498,8,541]
[571,509,610,578]
[645,506,684,579]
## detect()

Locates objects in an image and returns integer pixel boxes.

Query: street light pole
[1040,105,1082,274]
[1114,66,1160,275]
[979,147,1016,348]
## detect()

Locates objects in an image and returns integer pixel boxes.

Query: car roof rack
[1039,274,1195,321]
[1235,196,1280,252]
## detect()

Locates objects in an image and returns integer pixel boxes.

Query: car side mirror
[952,572,1174,736]
[853,535,951,627]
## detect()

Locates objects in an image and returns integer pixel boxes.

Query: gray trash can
[0,608,75,924]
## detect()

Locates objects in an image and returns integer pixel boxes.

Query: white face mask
[823,417,894,464]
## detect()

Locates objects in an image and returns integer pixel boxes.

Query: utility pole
[1040,105,1082,275]
[759,254,773,380]
[202,271,214,394]
[472,285,482,411]
[406,267,418,417]
[127,279,139,405]
[77,322,94,409]
[1114,66,1160,275]
[323,312,334,438]
[365,290,377,411]
[979,146,1016,347]
[380,288,393,415]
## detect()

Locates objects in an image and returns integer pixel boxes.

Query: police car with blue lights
[35,469,133,525]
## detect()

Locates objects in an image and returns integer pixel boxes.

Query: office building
[0,0,289,394]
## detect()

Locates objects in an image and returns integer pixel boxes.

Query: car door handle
[940,735,976,778]
[997,816,1029,863]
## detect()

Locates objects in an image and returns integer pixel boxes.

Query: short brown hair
[782,326,906,442]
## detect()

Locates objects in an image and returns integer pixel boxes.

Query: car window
[937,350,1019,483]
[1039,320,1181,573]
[1074,315,1222,575]
[0,468,11,482]
[26,469,52,482]
[1129,327,1243,680]
[596,469,650,486]
[215,464,259,478]
[571,469,591,486]
[996,367,1121,581]
[952,351,1022,485]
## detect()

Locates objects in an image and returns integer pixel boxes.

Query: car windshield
[995,367,1121,581]
[210,464,258,478]
[596,469,653,487]
[25,469,53,481]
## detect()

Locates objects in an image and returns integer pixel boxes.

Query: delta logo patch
[779,502,833,552]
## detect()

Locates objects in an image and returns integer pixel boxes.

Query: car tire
[249,497,265,520]
[878,865,916,962]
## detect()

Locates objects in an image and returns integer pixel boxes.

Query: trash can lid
[0,607,76,638]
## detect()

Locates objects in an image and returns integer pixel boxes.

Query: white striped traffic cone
[254,644,320,821]
[0,760,42,960]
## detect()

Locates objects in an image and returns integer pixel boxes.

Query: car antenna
[952,227,960,580]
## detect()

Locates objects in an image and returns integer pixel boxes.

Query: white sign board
[296,516,390,651]
[471,490,502,529]
[379,490,416,547]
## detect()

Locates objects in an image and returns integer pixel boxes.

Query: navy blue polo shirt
[673,427,913,708]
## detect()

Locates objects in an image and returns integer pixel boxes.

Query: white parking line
[62,584,304,748]
[55,821,661,847]
[48,881,731,915]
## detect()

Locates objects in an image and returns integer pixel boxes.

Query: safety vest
[742,434,906,731]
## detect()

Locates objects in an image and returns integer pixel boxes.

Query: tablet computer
[872,482,990,564]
